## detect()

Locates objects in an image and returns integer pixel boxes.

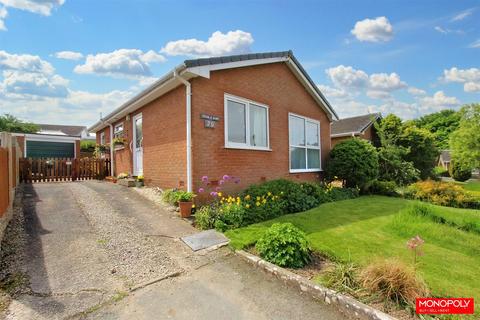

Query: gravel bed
[69,183,181,288]
[132,187,178,213]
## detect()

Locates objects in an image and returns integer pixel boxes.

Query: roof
[439,150,451,162]
[36,124,86,137]
[88,50,338,132]
[331,113,382,137]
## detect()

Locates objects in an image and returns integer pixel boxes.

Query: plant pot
[179,201,193,218]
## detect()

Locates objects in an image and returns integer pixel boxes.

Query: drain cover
[181,230,229,251]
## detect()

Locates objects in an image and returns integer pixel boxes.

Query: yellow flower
[192,204,196,208]
[256,196,260,201]
[245,204,250,208]
[245,195,251,200]
[256,201,261,206]
[262,199,267,204]
[267,192,272,196]
[218,192,222,197]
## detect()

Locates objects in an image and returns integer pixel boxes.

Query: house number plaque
[200,113,220,128]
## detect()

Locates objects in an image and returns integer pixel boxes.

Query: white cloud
[369,72,407,91]
[326,65,407,100]
[434,26,447,34]
[408,87,426,96]
[351,17,393,42]
[420,91,460,110]
[1,70,68,97]
[317,84,349,99]
[451,8,475,22]
[443,67,480,93]
[0,50,54,74]
[0,6,7,31]
[54,50,83,60]
[469,39,480,48]
[326,65,369,89]
[433,25,464,35]
[0,0,64,16]
[74,49,166,78]
[161,30,254,57]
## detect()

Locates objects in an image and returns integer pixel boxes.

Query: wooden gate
[19,158,111,183]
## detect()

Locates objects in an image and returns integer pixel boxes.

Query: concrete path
[3,181,348,320]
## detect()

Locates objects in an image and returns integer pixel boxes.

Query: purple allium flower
[210,191,218,197]
[201,176,209,183]
[198,188,205,193]
[222,175,230,181]
[219,179,225,185]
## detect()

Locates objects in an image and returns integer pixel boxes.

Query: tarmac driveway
[2,181,347,320]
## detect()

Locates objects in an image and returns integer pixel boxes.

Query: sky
[0,0,479,126]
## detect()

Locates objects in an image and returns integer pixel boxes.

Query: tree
[412,109,460,149]
[0,114,39,133]
[400,126,439,180]
[450,104,480,170]
[374,116,419,185]
[326,138,379,189]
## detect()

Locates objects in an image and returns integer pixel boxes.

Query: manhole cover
[181,230,229,251]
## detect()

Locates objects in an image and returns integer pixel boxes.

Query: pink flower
[222,175,230,180]
[201,176,209,183]
[219,179,225,185]
[198,188,205,193]
[210,191,218,197]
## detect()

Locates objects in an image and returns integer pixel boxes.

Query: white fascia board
[186,57,289,79]
[24,133,80,143]
[331,132,361,138]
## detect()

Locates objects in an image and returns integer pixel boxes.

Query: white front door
[132,113,143,176]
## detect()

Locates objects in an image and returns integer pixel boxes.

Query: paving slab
[180,229,229,251]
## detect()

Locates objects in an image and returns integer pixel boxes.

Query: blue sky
[0,0,479,125]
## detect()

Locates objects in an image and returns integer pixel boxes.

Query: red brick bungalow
[88,51,339,193]
[331,113,381,148]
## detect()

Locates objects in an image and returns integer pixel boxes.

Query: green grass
[225,196,480,309]
[456,179,480,196]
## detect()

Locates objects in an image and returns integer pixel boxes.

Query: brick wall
[190,62,332,193]
[331,125,377,148]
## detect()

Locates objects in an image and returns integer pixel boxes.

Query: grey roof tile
[331,113,381,135]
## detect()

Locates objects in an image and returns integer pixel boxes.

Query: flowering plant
[406,235,424,267]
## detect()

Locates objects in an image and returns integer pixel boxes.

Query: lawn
[225,196,480,309]
[462,180,480,194]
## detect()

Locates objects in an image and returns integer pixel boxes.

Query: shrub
[161,189,178,205]
[365,180,398,196]
[433,166,449,178]
[320,262,361,295]
[255,223,310,268]
[80,140,96,152]
[326,187,359,201]
[326,138,379,189]
[450,162,472,182]
[195,205,217,230]
[360,259,429,306]
[215,202,245,231]
[174,191,195,202]
[405,180,479,209]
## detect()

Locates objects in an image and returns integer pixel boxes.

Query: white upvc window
[224,94,270,150]
[289,113,321,172]
[100,131,106,145]
[114,122,124,138]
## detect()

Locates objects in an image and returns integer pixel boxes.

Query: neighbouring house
[88,51,338,193]
[331,113,381,148]
[437,150,451,171]
[12,124,90,158]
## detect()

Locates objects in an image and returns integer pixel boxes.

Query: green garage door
[26,141,75,158]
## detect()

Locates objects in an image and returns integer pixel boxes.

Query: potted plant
[135,175,144,187]
[175,191,196,218]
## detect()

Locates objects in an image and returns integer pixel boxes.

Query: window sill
[114,146,125,151]
[225,145,272,152]
[290,169,323,173]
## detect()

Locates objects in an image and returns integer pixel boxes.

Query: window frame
[224,93,270,151]
[288,112,322,173]
[114,122,124,139]
[100,131,106,145]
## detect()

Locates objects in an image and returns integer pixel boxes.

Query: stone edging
[235,250,397,320]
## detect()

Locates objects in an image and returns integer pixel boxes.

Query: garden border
[235,250,397,320]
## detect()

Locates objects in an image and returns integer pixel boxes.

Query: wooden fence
[20,158,111,183]
[0,148,9,217]
[0,132,22,220]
